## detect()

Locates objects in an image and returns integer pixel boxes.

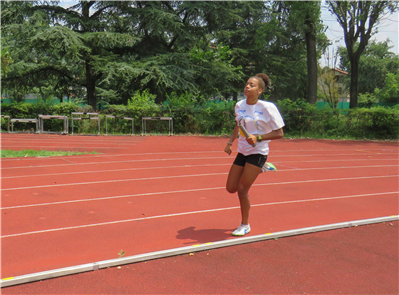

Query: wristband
[227,141,233,145]
[257,135,262,142]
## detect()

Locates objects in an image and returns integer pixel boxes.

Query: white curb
[1,215,398,288]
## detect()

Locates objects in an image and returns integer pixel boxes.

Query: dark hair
[253,73,270,91]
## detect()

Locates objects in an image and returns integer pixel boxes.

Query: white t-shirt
[235,99,285,156]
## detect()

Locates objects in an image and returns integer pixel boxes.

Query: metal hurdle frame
[1,115,10,132]
[105,115,134,136]
[38,115,69,134]
[10,118,39,133]
[141,117,173,136]
[71,112,100,135]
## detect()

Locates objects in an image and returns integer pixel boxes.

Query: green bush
[162,93,236,134]
[1,96,398,139]
[276,98,398,139]
[346,107,399,139]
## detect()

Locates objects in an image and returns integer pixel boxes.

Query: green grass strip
[1,149,99,158]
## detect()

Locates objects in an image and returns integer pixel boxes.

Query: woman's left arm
[258,128,284,141]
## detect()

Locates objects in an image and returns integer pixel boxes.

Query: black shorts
[233,153,268,168]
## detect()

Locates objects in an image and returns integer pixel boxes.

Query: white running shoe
[232,224,251,236]
[261,162,277,173]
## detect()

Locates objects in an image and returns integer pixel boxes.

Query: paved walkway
[3,221,398,294]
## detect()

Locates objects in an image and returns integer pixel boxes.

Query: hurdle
[71,112,100,135]
[38,115,69,134]
[1,115,10,132]
[142,117,173,136]
[10,118,39,133]
[105,115,134,135]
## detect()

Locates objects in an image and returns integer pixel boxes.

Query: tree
[199,1,269,100]
[201,1,315,102]
[1,49,13,78]
[1,1,331,107]
[375,73,399,103]
[249,1,328,103]
[1,1,243,107]
[338,39,399,95]
[2,1,140,109]
[327,1,398,108]
[303,3,320,104]
[281,2,328,104]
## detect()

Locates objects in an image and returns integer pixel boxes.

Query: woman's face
[244,78,263,98]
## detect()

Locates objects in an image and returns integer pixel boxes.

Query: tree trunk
[155,92,165,104]
[305,16,318,104]
[82,1,97,110]
[349,57,359,109]
[86,60,97,110]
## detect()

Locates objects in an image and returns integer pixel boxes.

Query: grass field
[1,149,98,158]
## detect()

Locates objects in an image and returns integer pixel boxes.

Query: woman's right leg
[226,164,244,194]
[226,162,262,225]
[226,163,252,226]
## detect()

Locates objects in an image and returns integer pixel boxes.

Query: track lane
[1,193,397,278]
[1,134,398,281]
[2,189,397,237]
[2,173,397,235]
[2,171,397,210]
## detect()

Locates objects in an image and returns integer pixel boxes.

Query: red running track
[1,133,398,280]
[3,221,398,294]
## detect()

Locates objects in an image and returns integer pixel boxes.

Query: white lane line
[2,137,397,153]
[2,171,398,192]
[2,191,397,238]
[1,172,226,191]
[0,145,131,149]
[0,150,221,163]
[2,164,230,179]
[2,175,397,209]
[2,154,398,170]
[0,156,228,169]
[1,141,141,145]
[1,164,397,179]
[0,150,222,161]
[0,138,142,144]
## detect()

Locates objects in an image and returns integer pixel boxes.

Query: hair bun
[255,73,270,88]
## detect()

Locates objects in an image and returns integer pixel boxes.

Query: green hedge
[276,99,399,140]
[1,96,398,140]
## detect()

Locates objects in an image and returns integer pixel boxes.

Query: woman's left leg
[237,162,262,225]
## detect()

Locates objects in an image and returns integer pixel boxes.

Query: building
[318,68,349,104]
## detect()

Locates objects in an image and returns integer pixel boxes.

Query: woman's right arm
[224,124,239,155]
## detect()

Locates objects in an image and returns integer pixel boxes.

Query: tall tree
[338,39,399,94]
[21,1,137,109]
[111,1,242,103]
[262,0,327,103]
[327,1,398,108]
[202,1,324,102]
[1,1,242,107]
[303,4,319,104]
[277,1,327,104]
[199,1,268,100]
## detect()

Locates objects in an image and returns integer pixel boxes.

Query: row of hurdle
[1,113,173,136]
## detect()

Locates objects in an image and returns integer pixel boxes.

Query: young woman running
[224,73,285,236]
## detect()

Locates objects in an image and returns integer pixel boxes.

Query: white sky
[58,0,398,69]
